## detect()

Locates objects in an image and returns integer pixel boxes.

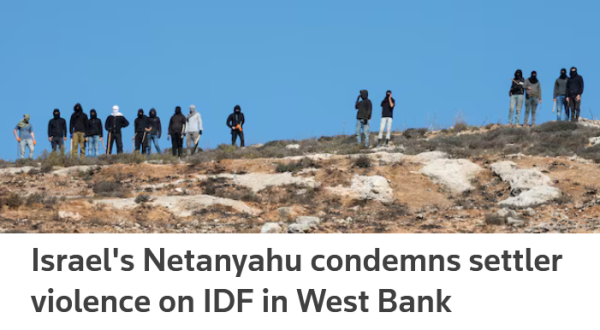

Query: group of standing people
[354,90,395,147]
[509,67,584,126]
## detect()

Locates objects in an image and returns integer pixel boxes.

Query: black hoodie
[86,109,103,137]
[134,109,151,133]
[168,106,187,136]
[48,109,67,138]
[566,69,584,96]
[509,70,525,96]
[355,90,372,120]
[226,105,245,129]
[148,108,162,138]
[380,91,395,118]
[70,103,89,134]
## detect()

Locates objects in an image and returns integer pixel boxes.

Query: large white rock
[491,161,551,190]
[286,144,300,150]
[261,223,283,233]
[327,175,393,203]
[350,152,404,164]
[95,194,260,217]
[420,159,481,193]
[589,136,600,147]
[413,151,448,163]
[0,166,37,175]
[499,186,561,208]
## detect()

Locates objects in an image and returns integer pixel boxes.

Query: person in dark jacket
[168,106,186,156]
[226,105,245,147]
[554,69,569,121]
[133,109,152,154]
[377,90,395,147]
[48,109,67,152]
[508,70,525,126]
[105,105,130,154]
[69,103,88,158]
[566,67,584,122]
[147,108,162,155]
[86,109,103,157]
[355,90,372,147]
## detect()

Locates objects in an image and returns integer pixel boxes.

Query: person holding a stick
[168,106,186,157]
[186,105,203,155]
[47,109,67,153]
[13,114,36,159]
[105,105,129,154]
[133,109,152,154]
[86,109,103,157]
[147,108,162,155]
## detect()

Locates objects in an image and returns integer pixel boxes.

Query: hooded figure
[69,103,88,158]
[105,105,129,154]
[146,108,162,154]
[226,105,245,147]
[186,105,204,154]
[354,90,372,147]
[133,109,151,154]
[567,67,584,122]
[86,109,103,157]
[508,69,526,126]
[378,90,395,146]
[48,109,67,152]
[168,106,187,156]
[554,69,570,121]
[14,114,36,159]
[522,71,542,126]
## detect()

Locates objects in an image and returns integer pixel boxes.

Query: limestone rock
[420,159,481,193]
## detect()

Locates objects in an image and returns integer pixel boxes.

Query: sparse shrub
[0,192,23,209]
[92,180,124,197]
[353,155,371,168]
[275,157,318,173]
[26,193,45,206]
[134,194,152,204]
[454,121,468,132]
[403,128,428,139]
[485,213,505,226]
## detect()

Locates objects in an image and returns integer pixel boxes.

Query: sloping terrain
[2,120,600,234]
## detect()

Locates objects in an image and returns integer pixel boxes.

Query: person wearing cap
[13,114,36,159]
[105,105,129,154]
[48,109,67,152]
[186,105,203,154]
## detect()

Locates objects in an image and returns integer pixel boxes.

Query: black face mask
[560,70,567,79]
[149,110,156,118]
[53,112,60,119]
[138,111,144,118]
[529,72,538,84]
[90,111,97,119]
[570,70,577,78]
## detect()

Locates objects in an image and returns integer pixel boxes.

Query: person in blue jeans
[508,69,525,126]
[13,114,36,159]
[86,109,103,157]
[147,108,162,154]
[355,90,372,147]
[553,68,569,121]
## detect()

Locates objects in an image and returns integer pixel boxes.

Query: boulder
[286,144,300,150]
[327,175,393,203]
[499,186,561,208]
[420,159,481,193]
[58,211,82,221]
[261,223,283,234]
[491,161,551,190]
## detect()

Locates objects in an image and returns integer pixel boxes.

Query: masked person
[86,109,103,157]
[355,90,372,147]
[554,69,569,121]
[523,71,542,127]
[147,108,162,155]
[133,109,152,154]
[105,105,129,154]
[226,105,245,147]
[186,105,203,154]
[69,103,88,158]
[13,114,36,159]
[377,90,395,147]
[508,70,525,126]
[168,106,186,157]
[47,109,67,152]
[566,67,584,122]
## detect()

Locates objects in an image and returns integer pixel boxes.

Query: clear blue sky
[1,0,597,160]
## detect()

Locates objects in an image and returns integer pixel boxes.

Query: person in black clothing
[355,90,372,147]
[226,105,245,147]
[70,103,88,158]
[168,106,186,156]
[48,109,67,152]
[105,105,130,154]
[133,109,152,154]
[147,108,162,155]
[566,67,584,122]
[86,109,103,157]
[508,69,525,126]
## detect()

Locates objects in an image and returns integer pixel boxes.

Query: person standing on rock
[226,105,245,147]
[553,68,569,121]
[86,109,103,157]
[355,90,372,147]
[168,106,186,157]
[566,67,584,122]
[13,114,36,159]
[70,103,88,158]
[508,69,525,126]
[133,109,152,154]
[186,105,203,154]
[47,109,67,153]
[147,108,162,155]
[377,90,395,147]
[523,71,542,127]
[105,105,129,154]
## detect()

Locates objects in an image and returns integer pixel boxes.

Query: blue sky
[0,0,597,159]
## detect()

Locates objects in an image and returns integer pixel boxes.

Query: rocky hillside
[3,120,600,234]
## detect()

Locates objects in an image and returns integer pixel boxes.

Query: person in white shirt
[185,105,203,154]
